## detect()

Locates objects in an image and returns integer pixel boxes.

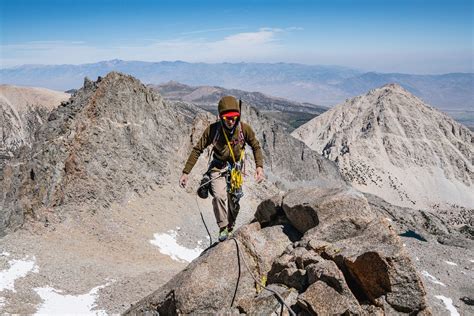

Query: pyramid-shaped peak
[82,71,145,90]
[292,82,473,209]
[93,71,143,87]
[381,83,404,90]
[76,72,162,111]
[368,83,412,96]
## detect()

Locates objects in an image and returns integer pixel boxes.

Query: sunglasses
[222,116,239,122]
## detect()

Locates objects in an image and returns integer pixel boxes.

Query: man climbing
[179,96,264,242]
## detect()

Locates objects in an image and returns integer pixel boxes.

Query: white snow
[435,295,460,316]
[34,285,107,315]
[444,261,457,266]
[421,271,446,287]
[0,257,39,292]
[150,230,204,263]
[470,259,474,263]
[1,252,10,257]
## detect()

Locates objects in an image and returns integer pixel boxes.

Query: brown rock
[298,281,360,315]
[126,223,293,314]
[327,217,427,313]
[244,284,298,315]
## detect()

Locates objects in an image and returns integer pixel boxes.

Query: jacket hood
[218,96,240,115]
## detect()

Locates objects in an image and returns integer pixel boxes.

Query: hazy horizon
[1,0,472,74]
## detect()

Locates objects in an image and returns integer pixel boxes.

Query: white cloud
[180,26,248,35]
[220,29,278,44]
[286,26,304,31]
[1,28,292,66]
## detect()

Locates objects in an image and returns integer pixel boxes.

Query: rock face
[0,73,186,235]
[0,85,69,175]
[292,83,473,209]
[125,185,428,315]
[0,72,343,237]
[242,103,344,189]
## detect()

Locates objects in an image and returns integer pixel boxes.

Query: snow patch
[434,295,460,316]
[444,261,457,266]
[470,260,474,263]
[421,271,446,287]
[0,257,39,292]
[1,252,10,257]
[34,285,107,315]
[150,229,204,263]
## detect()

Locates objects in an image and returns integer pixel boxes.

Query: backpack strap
[212,122,221,146]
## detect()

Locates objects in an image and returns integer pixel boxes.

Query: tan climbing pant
[209,170,240,229]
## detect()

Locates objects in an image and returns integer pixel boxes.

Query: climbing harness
[222,125,245,199]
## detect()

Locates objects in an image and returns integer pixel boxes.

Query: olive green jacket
[182,121,263,174]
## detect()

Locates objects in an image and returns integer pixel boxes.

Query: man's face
[222,115,239,129]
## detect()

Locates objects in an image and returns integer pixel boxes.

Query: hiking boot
[227,223,235,237]
[218,227,229,242]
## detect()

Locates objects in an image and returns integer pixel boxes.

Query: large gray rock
[282,186,375,238]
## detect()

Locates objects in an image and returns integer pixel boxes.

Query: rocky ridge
[0,73,186,235]
[0,72,343,236]
[126,185,429,315]
[292,83,473,210]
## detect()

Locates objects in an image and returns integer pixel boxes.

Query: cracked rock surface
[125,186,429,315]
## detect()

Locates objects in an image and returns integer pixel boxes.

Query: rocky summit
[292,83,473,210]
[126,185,428,315]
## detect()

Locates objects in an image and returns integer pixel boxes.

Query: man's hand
[255,167,264,183]
[179,173,189,188]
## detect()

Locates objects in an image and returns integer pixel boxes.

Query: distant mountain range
[2,60,472,110]
[150,81,328,131]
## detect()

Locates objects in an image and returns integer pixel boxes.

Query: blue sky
[1,0,472,73]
